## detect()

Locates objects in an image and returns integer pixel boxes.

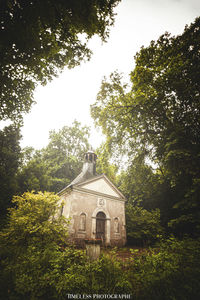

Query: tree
[91,17,200,236]
[118,154,176,231]
[118,154,158,208]
[0,0,120,122]
[0,191,69,299]
[96,141,118,183]
[0,124,21,223]
[117,155,164,245]
[17,152,52,193]
[17,121,90,193]
[126,205,163,246]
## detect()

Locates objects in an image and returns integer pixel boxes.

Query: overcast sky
[20,0,200,150]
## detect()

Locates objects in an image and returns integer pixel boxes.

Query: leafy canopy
[0,0,120,121]
[91,17,200,236]
[96,141,118,183]
[17,120,90,194]
[126,205,163,246]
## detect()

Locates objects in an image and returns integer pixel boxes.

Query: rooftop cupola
[82,150,97,176]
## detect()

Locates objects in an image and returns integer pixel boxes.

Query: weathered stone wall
[61,188,126,247]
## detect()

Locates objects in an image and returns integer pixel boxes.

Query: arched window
[79,213,86,231]
[114,217,119,233]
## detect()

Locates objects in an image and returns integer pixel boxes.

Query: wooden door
[96,212,106,241]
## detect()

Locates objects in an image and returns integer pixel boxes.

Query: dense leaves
[96,141,118,183]
[17,121,90,193]
[0,191,67,299]
[1,200,199,300]
[0,191,130,298]
[128,237,200,300]
[0,124,21,222]
[0,0,120,121]
[1,12,200,299]
[118,155,159,209]
[91,17,200,237]
[126,205,163,246]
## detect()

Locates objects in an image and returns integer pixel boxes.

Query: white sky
[20,0,200,150]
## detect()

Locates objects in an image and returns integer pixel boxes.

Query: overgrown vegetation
[128,237,200,300]
[1,194,199,299]
[0,9,200,299]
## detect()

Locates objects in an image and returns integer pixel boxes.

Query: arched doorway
[96,211,106,241]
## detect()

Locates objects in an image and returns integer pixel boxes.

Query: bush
[0,192,130,299]
[126,205,164,246]
[0,191,69,299]
[1,192,199,299]
[53,249,132,296]
[128,237,200,300]
[83,250,132,294]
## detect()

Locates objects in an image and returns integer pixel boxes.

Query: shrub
[128,237,200,300]
[1,192,199,299]
[0,191,69,299]
[126,205,164,246]
[0,192,131,299]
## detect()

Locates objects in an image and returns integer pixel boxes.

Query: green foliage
[0,191,69,299]
[126,205,163,246]
[118,154,175,231]
[83,251,132,294]
[17,152,52,193]
[1,197,199,299]
[0,191,68,249]
[51,250,131,296]
[0,191,130,298]
[17,121,90,194]
[0,124,21,223]
[0,0,120,122]
[128,237,200,300]
[91,17,200,237]
[118,154,160,209]
[96,141,118,183]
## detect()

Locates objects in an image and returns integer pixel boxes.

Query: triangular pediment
[75,175,125,199]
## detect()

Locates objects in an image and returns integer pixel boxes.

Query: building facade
[58,151,126,247]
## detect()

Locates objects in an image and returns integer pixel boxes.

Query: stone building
[58,151,126,247]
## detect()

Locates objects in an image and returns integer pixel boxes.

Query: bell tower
[82,150,97,176]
